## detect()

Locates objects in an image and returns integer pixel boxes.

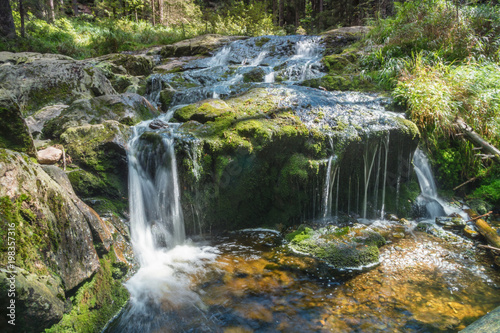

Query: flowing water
[107,36,500,332]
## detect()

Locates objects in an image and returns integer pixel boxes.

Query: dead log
[454,117,500,163]
[465,209,500,248]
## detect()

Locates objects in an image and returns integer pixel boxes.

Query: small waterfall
[112,121,218,332]
[380,134,390,218]
[413,149,446,218]
[362,141,379,219]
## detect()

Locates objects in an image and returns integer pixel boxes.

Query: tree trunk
[151,0,156,25]
[294,0,299,27]
[0,0,16,39]
[158,0,163,25]
[48,0,55,22]
[19,0,25,38]
[279,0,284,27]
[319,0,323,30]
[72,0,78,16]
[273,0,277,25]
[465,210,500,248]
[454,117,500,163]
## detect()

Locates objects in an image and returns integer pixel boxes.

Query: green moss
[46,251,129,333]
[285,225,313,242]
[0,106,35,156]
[255,37,271,47]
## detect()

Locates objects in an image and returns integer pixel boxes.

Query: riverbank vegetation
[360,0,500,210]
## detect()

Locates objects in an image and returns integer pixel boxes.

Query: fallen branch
[465,209,500,248]
[454,117,500,163]
[478,244,500,253]
[453,177,477,191]
[465,211,492,223]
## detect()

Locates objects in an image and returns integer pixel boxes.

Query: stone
[463,224,480,239]
[25,104,69,138]
[0,104,36,156]
[154,56,203,74]
[37,146,63,164]
[0,52,116,116]
[43,93,158,139]
[435,216,466,229]
[91,53,154,76]
[160,34,247,57]
[285,224,385,271]
[461,306,500,332]
[0,149,100,291]
[0,268,65,332]
[149,119,169,130]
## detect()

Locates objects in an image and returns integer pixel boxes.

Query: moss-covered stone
[243,67,265,83]
[0,52,116,116]
[61,121,129,216]
[160,34,247,57]
[0,104,36,156]
[286,224,385,270]
[43,93,158,139]
[45,251,129,333]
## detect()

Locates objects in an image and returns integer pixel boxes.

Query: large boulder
[0,52,116,116]
[160,34,247,57]
[166,87,420,233]
[0,149,132,332]
[43,93,158,139]
[61,121,130,216]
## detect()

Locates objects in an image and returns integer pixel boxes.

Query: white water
[413,149,466,219]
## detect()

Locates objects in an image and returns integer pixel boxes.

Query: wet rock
[461,305,500,332]
[436,216,466,229]
[160,34,247,57]
[243,67,265,83]
[43,93,158,139]
[37,146,63,164]
[175,99,231,123]
[0,52,116,116]
[149,119,169,130]
[463,224,480,239]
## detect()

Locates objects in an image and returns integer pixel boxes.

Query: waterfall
[110,120,218,332]
[413,149,446,218]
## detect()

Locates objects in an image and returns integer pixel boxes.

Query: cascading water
[413,148,446,218]
[108,119,218,332]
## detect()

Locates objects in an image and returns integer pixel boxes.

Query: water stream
[106,36,500,332]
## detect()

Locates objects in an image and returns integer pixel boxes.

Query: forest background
[1,0,500,212]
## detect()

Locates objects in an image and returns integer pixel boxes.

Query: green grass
[0,6,281,59]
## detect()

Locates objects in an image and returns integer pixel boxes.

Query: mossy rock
[243,67,266,83]
[0,104,36,156]
[287,224,385,270]
[159,89,175,112]
[174,99,231,123]
[43,93,158,139]
[97,54,154,76]
[45,251,129,333]
[160,34,247,57]
[0,52,116,116]
[302,74,377,92]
